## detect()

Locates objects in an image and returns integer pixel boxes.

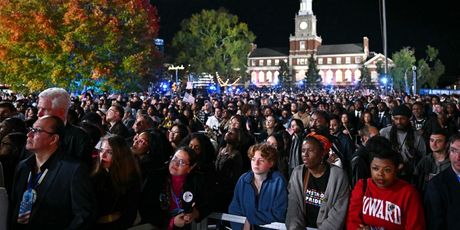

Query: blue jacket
[228,170,287,230]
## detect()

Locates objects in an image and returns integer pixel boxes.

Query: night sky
[152,0,460,83]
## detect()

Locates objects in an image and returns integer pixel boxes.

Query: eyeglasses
[170,156,189,167]
[28,127,56,135]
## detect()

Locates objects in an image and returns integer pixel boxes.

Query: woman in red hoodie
[347,141,425,230]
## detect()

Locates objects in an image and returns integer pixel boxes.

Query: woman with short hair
[229,143,288,229]
[346,147,425,230]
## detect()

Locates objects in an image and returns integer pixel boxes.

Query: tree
[278,60,290,88]
[172,9,255,82]
[359,65,372,88]
[391,47,416,93]
[305,55,322,89]
[0,0,160,92]
[376,60,385,75]
[417,46,445,89]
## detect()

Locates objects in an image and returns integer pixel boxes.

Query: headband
[306,132,332,152]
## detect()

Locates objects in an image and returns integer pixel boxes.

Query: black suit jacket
[424,167,460,230]
[10,152,96,229]
[64,124,92,167]
[109,121,130,139]
[374,111,392,129]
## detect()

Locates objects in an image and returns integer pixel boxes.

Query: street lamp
[168,65,185,85]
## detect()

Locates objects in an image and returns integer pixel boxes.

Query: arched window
[258,71,265,83]
[345,70,352,82]
[336,70,343,82]
[319,70,325,83]
[273,72,280,85]
[266,71,273,83]
[326,70,333,84]
[251,71,258,83]
[297,70,306,82]
[354,69,361,81]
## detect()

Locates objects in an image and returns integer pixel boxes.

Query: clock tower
[289,0,322,81]
[295,0,316,37]
[290,0,321,54]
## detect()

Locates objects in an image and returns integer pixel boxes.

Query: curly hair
[247,143,277,164]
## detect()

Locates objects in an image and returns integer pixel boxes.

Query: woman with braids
[91,134,142,229]
[286,133,350,229]
[379,104,426,182]
[227,114,256,171]
[214,128,243,212]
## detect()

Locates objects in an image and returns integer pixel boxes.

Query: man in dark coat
[424,133,460,230]
[37,88,92,167]
[106,105,130,139]
[9,116,95,229]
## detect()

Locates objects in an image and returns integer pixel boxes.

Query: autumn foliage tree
[0,0,160,92]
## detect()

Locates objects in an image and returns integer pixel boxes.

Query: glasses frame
[170,156,190,167]
[28,127,56,135]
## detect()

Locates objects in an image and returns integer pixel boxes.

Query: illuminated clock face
[300,21,308,30]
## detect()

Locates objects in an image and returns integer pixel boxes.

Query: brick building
[247,0,392,87]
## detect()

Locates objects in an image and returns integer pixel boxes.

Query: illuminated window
[258,71,265,82]
[336,70,343,82]
[355,57,362,63]
[300,41,305,50]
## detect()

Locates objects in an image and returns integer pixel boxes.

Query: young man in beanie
[380,104,427,182]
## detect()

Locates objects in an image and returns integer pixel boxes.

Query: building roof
[317,43,363,55]
[249,47,289,58]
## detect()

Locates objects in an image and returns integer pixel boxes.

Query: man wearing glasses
[424,133,460,230]
[37,87,92,167]
[9,115,95,229]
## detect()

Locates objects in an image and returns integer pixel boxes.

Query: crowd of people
[0,87,459,230]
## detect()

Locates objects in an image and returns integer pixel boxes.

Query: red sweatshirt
[347,178,425,230]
